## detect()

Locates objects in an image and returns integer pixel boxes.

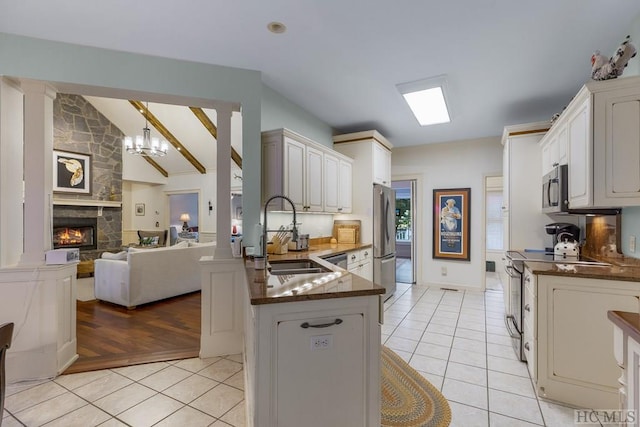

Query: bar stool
[0,322,14,426]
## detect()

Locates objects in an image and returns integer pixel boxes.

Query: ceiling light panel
[397,75,452,126]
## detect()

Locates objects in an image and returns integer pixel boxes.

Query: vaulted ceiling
[84,96,243,177]
[3,1,640,150]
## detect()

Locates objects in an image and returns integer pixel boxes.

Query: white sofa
[94,241,215,308]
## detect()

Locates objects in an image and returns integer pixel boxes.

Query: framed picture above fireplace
[53,150,91,194]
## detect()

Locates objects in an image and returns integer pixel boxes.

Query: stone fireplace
[52,217,97,250]
[52,93,124,260]
[52,205,122,260]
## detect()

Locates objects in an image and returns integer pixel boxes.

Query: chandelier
[123,102,169,157]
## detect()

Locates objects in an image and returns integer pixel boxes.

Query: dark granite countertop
[608,311,640,344]
[524,260,640,282]
[246,242,384,305]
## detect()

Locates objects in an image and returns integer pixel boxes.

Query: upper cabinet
[323,152,353,213]
[539,76,640,208]
[540,125,567,176]
[333,130,393,187]
[262,128,353,213]
[372,142,391,186]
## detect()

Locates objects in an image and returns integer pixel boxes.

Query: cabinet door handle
[524,342,530,351]
[300,318,343,329]
[525,276,530,283]
[338,207,343,211]
[524,304,530,312]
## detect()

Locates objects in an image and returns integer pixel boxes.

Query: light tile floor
[4,282,599,426]
[383,282,596,427]
[3,354,246,427]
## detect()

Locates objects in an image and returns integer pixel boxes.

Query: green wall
[261,84,334,147]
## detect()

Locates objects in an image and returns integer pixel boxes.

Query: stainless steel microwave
[542,164,568,213]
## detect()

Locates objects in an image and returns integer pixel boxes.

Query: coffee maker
[545,223,580,252]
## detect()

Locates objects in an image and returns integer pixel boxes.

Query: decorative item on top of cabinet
[538,75,640,208]
[261,128,353,213]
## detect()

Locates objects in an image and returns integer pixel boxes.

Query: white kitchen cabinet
[347,248,372,281]
[593,81,640,206]
[262,128,353,213]
[501,122,549,316]
[522,266,536,380]
[501,122,549,253]
[333,130,393,244]
[244,293,381,427]
[539,75,640,208]
[535,274,640,408]
[323,152,353,213]
[277,313,365,426]
[567,95,591,208]
[372,141,391,185]
[540,125,568,176]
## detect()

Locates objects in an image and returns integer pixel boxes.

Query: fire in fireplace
[52,217,97,250]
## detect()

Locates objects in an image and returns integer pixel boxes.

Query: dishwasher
[322,252,348,269]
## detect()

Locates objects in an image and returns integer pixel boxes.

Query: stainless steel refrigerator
[373,183,396,300]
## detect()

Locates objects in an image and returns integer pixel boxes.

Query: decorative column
[0,78,24,268]
[214,106,233,259]
[20,80,56,265]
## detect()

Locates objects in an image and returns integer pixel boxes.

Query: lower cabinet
[535,274,640,408]
[277,313,365,426]
[245,294,381,427]
[347,248,373,281]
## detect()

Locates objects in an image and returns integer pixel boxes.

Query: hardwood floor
[65,292,201,374]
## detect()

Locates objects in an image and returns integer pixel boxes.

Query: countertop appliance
[288,233,309,251]
[373,183,396,301]
[545,222,580,252]
[554,239,579,260]
[542,164,568,213]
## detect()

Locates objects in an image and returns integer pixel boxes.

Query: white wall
[392,137,503,289]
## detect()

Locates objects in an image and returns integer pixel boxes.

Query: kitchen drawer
[524,267,536,296]
[523,288,536,338]
[360,248,371,263]
[347,250,362,267]
[523,317,536,380]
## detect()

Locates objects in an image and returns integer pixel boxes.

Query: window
[486,190,503,251]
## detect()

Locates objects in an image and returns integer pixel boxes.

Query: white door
[338,159,352,213]
[284,137,305,211]
[305,145,324,212]
[323,153,339,212]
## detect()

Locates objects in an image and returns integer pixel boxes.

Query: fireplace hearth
[52,217,97,250]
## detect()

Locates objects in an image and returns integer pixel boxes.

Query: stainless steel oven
[505,251,525,362]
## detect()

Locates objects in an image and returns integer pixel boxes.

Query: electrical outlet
[310,334,333,350]
[441,266,447,276]
[630,236,636,253]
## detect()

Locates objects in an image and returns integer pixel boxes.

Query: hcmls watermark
[575,409,636,424]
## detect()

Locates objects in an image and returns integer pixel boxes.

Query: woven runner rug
[381,346,451,427]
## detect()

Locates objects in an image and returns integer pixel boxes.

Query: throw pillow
[101,250,127,260]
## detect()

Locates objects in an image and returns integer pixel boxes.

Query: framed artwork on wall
[53,150,91,194]
[433,187,471,261]
[135,203,145,216]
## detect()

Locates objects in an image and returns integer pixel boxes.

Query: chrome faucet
[262,195,298,257]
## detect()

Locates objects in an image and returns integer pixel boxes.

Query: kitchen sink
[267,259,331,275]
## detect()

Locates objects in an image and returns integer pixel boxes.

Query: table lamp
[180,213,191,232]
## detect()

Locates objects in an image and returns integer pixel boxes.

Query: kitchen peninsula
[243,246,385,427]
[520,259,640,409]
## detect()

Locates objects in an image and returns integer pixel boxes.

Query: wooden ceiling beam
[143,156,169,177]
[189,107,242,169]
[129,100,207,174]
